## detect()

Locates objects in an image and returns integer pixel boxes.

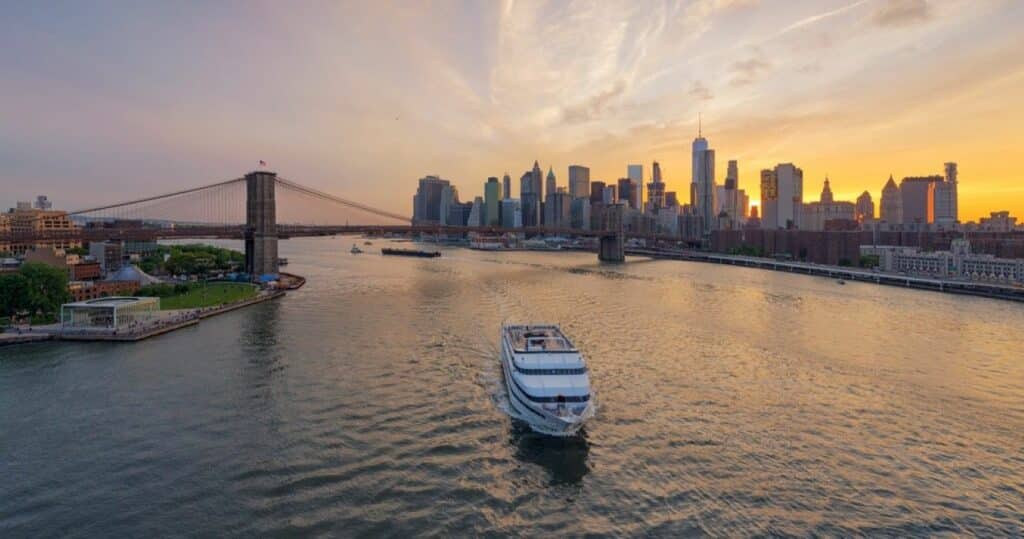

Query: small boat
[381,248,440,258]
[500,324,594,437]
[364,241,373,245]
[837,279,846,285]
[351,244,363,254]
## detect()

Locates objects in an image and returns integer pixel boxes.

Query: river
[2,237,1022,536]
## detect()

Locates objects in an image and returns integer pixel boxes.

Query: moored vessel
[351,244,363,254]
[500,324,594,436]
[382,247,441,258]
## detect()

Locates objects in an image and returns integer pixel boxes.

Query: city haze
[3,0,1023,220]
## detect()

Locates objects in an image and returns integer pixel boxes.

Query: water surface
[2,238,1023,536]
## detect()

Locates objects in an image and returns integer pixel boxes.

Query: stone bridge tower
[245,171,279,277]
[599,202,625,262]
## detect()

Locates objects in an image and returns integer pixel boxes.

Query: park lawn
[159,282,258,310]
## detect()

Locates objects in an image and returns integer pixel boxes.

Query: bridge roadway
[1,224,679,243]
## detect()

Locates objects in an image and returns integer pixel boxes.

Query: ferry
[350,244,363,254]
[499,324,594,436]
[469,234,505,251]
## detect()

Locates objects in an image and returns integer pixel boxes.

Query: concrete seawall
[2,290,289,347]
[0,333,53,347]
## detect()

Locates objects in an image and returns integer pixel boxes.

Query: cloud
[871,0,932,27]
[730,52,772,86]
[796,62,823,74]
[689,81,714,101]
[711,0,760,12]
[561,79,629,123]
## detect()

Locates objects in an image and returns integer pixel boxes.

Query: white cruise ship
[500,325,594,436]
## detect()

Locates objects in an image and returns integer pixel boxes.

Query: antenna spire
[698,112,702,138]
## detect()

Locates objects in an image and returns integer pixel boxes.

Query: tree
[0,273,30,317]
[859,255,880,268]
[18,262,71,318]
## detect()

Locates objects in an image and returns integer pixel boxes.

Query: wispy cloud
[689,81,714,101]
[562,79,630,123]
[730,50,772,86]
[871,0,932,27]
[774,0,870,38]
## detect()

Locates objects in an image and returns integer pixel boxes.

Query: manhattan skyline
[3,1,1023,220]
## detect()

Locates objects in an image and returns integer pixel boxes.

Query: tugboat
[500,324,594,437]
[351,244,363,254]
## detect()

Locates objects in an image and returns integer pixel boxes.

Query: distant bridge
[5,171,633,270]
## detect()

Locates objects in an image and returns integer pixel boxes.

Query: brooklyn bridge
[2,171,648,274]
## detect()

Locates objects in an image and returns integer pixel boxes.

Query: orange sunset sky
[3,0,1023,221]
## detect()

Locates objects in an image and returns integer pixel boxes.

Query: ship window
[512,378,590,403]
[514,365,588,375]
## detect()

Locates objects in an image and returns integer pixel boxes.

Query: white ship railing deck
[503,325,577,353]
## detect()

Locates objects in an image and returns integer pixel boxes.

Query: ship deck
[503,325,577,353]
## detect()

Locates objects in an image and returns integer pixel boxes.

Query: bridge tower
[599,203,625,262]
[245,170,278,277]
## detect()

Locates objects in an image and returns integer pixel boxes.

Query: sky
[2,0,1023,222]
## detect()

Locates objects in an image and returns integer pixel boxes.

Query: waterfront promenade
[628,247,1024,302]
[2,290,286,345]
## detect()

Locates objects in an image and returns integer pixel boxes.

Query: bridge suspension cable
[67,177,245,217]
[275,177,410,224]
[29,173,411,228]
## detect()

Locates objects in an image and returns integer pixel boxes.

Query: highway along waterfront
[2,237,1022,536]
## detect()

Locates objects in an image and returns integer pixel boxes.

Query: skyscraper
[467,196,484,227]
[900,176,942,225]
[545,190,572,228]
[945,162,958,221]
[545,166,556,201]
[880,175,903,225]
[646,161,665,211]
[412,175,450,224]
[723,159,739,226]
[855,191,874,222]
[502,173,512,200]
[934,162,958,225]
[627,164,642,183]
[568,165,590,200]
[627,164,643,210]
[532,161,544,225]
[484,177,501,226]
[520,171,540,227]
[590,181,606,204]
[617,178,635,209]
[692,128,716,233]
[570,198,591,231]
[602,185,617,205]
[500,198,522,229]
[759,164,803,229]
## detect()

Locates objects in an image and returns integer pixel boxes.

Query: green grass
[159,282,258,310]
